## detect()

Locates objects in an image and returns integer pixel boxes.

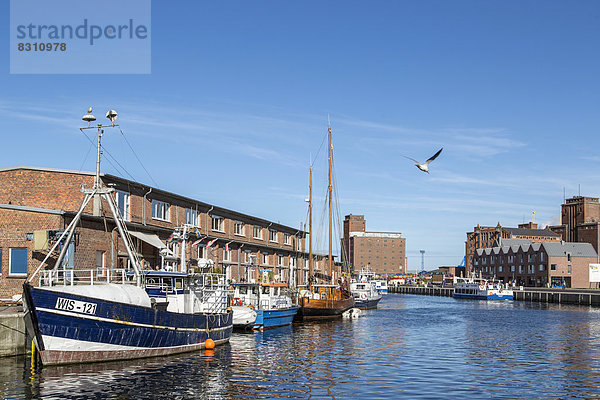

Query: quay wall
[0,310,26,357]
[389,286,600,306]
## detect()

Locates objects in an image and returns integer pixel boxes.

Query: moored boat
[350,280,382,309]
[22,108,233,366]
[452,276,513,300]
[296,125,354,320]
[231,282,298,330]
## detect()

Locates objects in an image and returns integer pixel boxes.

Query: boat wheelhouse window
[251,286,258,294]
[262,286,270,294]
[152,200,170,221]
[239,286,248,295]
[175,278,183,289]
[9,248,27,276]
[146,277,160,288]
[211,216,224,232]
[114,190,130,221]
[185,208,199,226]
[161,278,173,290]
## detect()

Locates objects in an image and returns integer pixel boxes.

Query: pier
[389,285,600,306]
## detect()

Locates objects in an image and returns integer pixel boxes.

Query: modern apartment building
[342,214,405,276]
[0,166,309,299]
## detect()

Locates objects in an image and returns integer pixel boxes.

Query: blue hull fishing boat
[22,108,233,365]
[231,283,299,330]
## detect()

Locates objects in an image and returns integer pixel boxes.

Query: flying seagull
[403,148,443,173]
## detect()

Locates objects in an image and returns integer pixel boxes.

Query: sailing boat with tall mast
[297,125,354,319]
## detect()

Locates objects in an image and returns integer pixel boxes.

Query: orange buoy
[204,338,215,349]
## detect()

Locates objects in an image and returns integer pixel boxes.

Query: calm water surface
[3,294,600,399]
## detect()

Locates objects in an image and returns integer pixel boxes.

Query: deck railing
[38,268,132,287]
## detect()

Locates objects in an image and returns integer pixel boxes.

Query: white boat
[350,280,382,309]
[231,305,258,329]
[453,276,513,300]
[373,280,389,294]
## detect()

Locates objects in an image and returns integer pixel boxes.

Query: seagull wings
[423,148,443,166]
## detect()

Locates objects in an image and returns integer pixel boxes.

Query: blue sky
[2,1,600,271]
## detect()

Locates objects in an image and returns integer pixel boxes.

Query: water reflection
[3,296,600,399]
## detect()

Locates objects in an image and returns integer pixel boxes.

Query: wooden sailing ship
[297,125,354,319]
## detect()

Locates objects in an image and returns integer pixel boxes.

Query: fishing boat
[297,125,354,319]
[452,276,513,300]
[22,108,233,366]
[231,282,299,330]
[350,280,382,309]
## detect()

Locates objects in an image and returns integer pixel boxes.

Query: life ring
[360,293,367,300]
[233,298,242,306]
[479,285,485,290]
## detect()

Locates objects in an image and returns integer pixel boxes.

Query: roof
[350,232,403,239]
[0,166,305,235]
[499,238,532,247]
[504,227,560,238]
[542,242,598,258]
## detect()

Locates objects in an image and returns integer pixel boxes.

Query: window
[212,216,224,232]
[290,257,296,268]
[540,252,545,262]
[278,254,284,266]
[9,248,27,276]
[269,230,277,243]
[511,265,515,272]
[253,226,262,240]
[223,249,231,262]
[96,250,105,276]
[152,200,170,221]
[551,264,557,271]
[262,253,269,265]
[115,190,130,221]
[185,208,199,226]
[197,245,206,259]
[244,251,252,263]
[539,264,544,272]
[518,265,523,273]
[568,265,572,273]
[284,233,291,245]
[234,221,245,236]
[498,265,503,273]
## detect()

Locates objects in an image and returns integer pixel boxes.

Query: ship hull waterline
[297,297,355,320]
[23,283,233,366]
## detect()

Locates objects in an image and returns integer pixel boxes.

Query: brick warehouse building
[342,214,406,276]
[465,222,561,275]
[0,166,315,299]
[473,239,597,288]
[550,196,600,255]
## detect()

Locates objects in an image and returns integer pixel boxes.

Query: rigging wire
[79,129,135,181]
[118,127,160,188]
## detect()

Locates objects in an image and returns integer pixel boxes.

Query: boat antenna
[328,123,333,284]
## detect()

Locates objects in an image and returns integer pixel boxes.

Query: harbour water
[3,294,600,399]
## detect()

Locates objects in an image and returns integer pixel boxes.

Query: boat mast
[328,125,333,285]
[309,165,313,290]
